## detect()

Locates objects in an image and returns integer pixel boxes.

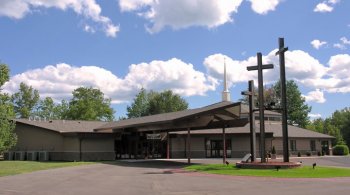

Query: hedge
[333,145,349,155]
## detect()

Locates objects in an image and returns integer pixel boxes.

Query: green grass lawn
[0,161,96,177]
[185,164,350,178]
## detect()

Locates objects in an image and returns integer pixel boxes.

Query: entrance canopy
[95,101,248,133]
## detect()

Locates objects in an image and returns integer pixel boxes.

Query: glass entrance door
[205,139,231,158]
[210,140,222,157]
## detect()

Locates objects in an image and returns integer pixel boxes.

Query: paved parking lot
[0,156,349,195]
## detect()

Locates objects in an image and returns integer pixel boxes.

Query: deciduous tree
[0,63,17,153]
[66,87,114,121]
[11,82,40,118]
[126,89,188,118]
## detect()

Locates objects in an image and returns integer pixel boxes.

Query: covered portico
[95,101,248,163]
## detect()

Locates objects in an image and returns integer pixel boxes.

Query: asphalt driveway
[0,156,349,195]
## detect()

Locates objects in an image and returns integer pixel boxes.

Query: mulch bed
[236,161,301,169]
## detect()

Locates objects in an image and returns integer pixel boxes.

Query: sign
[147,134,161,140]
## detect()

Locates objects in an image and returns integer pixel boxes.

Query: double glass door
[206,139,231,158]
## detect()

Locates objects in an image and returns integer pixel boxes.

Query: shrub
[297,152,301,157]
[306,152,311,156]
[271,146,276,154]
[317,151,321,156]
[333,145,349,155]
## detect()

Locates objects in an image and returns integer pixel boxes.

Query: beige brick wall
[82,137,115,152]
[14,123,63,152]
[271,138,331,155]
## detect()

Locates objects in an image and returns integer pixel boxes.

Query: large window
[290,140,297,151]
[310,140,316,151]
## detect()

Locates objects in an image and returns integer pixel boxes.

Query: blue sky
[0,0,349,119]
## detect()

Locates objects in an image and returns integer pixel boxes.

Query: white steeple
[222,58,231,102]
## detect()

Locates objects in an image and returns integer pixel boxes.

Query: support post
[187,128,191,164]
[223,127,226,164]
[276,37,289,162]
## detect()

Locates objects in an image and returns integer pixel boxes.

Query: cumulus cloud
[300,54,350,93]
[248,0,282,15]
[333,43,347,50]
[314,0,341,13]
[203,49,327,88]
[314,2,333,12]
[0,0,119,37]
[3,59,217,104]
[308,113,322,118]
[303,89,326,103]
[311,39,327,49]
[333,37,350,50]
[202,50,350,101]
[119,0,243,33]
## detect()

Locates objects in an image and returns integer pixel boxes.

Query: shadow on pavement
[99,159,200,169]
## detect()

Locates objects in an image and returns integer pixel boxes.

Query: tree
[306,118,324,133]
[55,100,70,119]
[274,80,311,128]
[0,63,10,87]
[66,87,114,121]
[149,90,188,115]
[126,89,188,118]
[0,63,17,153]
[127,88,151,118]
[11,82,40,118]
[330,108,350,146]
[239,80,311,128]
[34,97,69,120]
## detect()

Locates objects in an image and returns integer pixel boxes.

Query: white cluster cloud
[203,49,327,88]
[303,89,326,103]
[248,0,282,15]
[308,113,322,118]
[118,0,284,33]
[4,50,350,105]
[3,59,217,104]
[202,50,350,103]
[119,0,243,33]
[311,39,327,49]
[314,0,340,13]
[0,0,119,37]
[333,37,350,50]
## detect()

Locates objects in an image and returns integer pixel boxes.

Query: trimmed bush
[271,146,276,154]
[333,145,349,156]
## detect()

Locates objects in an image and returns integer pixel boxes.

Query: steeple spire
[222,58,231,102]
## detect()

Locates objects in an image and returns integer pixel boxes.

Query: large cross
[247,53,274,163]
[241,80,257,162]
[275,37,289,162]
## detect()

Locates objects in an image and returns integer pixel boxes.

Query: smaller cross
[241,80,257,162]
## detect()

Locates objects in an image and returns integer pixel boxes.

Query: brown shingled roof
[95,101,242,131]
[15,119,108,133]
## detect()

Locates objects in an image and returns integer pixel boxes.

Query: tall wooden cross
[241,80,257,162]
[247,53,274,163]
[276,37,289,162]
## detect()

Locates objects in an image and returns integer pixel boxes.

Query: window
[290,140,297,151]
[310,140,316,151]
